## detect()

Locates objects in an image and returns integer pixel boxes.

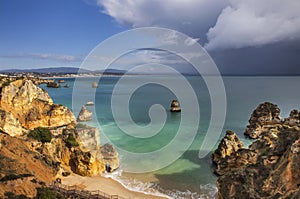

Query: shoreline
[62,174,169,199]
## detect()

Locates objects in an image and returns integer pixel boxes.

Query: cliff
[0,77,119,198]
[212,102,300,198]
[0,78,76,130]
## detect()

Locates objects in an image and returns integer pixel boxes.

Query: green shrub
[36,187,65,199]
[76,123,86,128]
[4,192,30,199]
[28,127,52,143]
[0,173,34,182]
[65,134,79,148]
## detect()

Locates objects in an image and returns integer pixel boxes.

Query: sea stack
[46,81,60,88]
[170,99,181,112]
[92,82,98,88]
[77,106,92,122]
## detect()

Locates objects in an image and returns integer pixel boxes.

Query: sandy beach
[62,174,169,199]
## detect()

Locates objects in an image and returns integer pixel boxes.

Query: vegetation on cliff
[0,77,119,198]
[28,127,52,143]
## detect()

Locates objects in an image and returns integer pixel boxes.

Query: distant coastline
[1,67,300,77]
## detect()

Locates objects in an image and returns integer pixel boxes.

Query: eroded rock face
[244,102,282,139]
[212,130,248,175]
[214,103,300,199]
[0,110,24,137]
[70,125,104,176]
[77,106,92,122]
[0,77,120,197]
[0,79,76,129]
[76,125,100,151]
[217,129,300,199]
[212,130,244,164]
[284,109,300,126]
[101,143,119,172]
[73,125,120,175]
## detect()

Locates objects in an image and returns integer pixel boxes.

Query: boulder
[77,106,92,122]
[170,99,181,112]
[244,102,282,139]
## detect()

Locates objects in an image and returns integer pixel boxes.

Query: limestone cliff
[244,102,282,139]
[0,110,24,136]
[0,79,76,130]
[213,102,300,199]
[0,77,120,198]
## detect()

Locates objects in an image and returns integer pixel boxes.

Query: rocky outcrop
[76,125,100,151]
[0,79,76,129]
[212,130,244,164]
[101,143,119,172]
[46,82,60,88]
[77,106,92,122]
[0,77,119,197]
[73,125,119,175]
[68,126,104,176]
[92,82,98,88]
[244,102,282,139]
[213,103,300,199]
[284,109,300,126]
[0,110,24,137]
[212,130,251,175]
[170,99,181,112]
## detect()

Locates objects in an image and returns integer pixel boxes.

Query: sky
[0,0,300,75]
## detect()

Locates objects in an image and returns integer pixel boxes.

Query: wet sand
[62,174,169,199]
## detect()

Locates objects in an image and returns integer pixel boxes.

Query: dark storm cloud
[96,0,300,75]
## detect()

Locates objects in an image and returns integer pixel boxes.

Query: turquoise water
[42,76,300,198]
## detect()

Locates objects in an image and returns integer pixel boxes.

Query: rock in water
[244,102,281,139]
[46,82,60,88]
[92,82,98,88]
[170,99,181,112]
[77,106,92,122]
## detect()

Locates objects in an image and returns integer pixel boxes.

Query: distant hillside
[96,69,127,74]
[0,67,92,74]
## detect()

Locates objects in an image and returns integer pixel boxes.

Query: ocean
[41,76,300,199]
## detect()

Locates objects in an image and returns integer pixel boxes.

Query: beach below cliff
[62,174,169,199]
